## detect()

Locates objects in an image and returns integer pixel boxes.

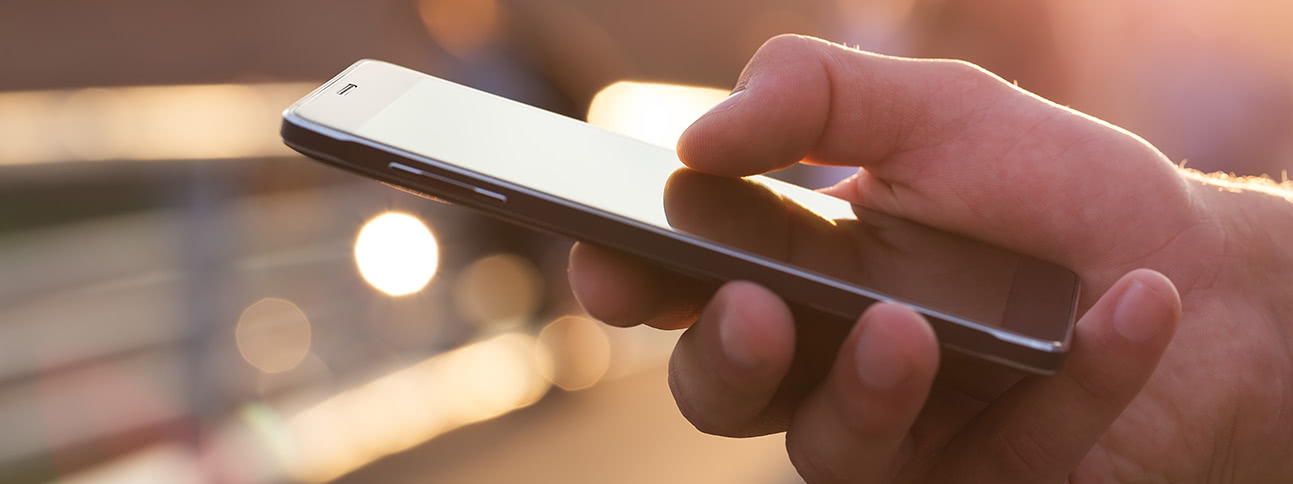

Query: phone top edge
[282,59,372,118]
[284,59,423,133]
[281,112,1070,359]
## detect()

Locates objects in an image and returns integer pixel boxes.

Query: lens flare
[354,212,440,296]
[451,253,544,330]
[235,298,312,374]
[416,0,500,59]
[538,316,611,391]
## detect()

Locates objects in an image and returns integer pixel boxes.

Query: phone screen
[294,67,1074,342]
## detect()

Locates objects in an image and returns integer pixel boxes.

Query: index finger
[678,34,1198,271]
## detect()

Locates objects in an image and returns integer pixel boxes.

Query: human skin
[567,35,1293,483]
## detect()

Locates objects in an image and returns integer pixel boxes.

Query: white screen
[357,77,691,229]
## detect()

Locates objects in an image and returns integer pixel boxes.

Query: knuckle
[753,34,833,67]
[931,58,1006,95]
[936,58,992,81]
[760,33,819,52]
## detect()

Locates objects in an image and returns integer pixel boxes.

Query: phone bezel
[280,60,1080,374]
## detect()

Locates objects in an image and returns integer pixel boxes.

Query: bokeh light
[234,298,313,374]
[0,82,312,165]
[416,0,501,59]
[354,212,441,296]
[451,253,544,330]
[587,81,731,149]
[283,333,551,483]
[54,88,137,161]
[537,316,612,391]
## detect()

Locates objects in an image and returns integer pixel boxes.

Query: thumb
[678,34,1197,269]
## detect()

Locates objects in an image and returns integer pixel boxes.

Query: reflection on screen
[354,78,1018,326]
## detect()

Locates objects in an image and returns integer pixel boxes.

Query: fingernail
[854,317,912,390]
[703,89,746,117]
[1113,280,1159,343]
[718,302,760,368]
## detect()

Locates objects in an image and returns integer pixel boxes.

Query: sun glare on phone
[587,81,731,149]
[354,212,440,296]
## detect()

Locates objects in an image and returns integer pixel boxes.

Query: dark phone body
[280,60,1079,374]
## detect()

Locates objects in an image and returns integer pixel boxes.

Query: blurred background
[1,1,1291,483]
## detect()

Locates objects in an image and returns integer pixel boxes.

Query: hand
[568,35,1293,483]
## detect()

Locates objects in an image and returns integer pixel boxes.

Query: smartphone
[280,60,1079,374]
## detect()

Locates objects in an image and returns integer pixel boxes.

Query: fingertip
[714,281,796,371]
[1109,268,1181,349]
[676,89,747,162]
[863,302,938,352]
[676,36,834,177]
[1127,268,1182,320]
[676,100,778,178]
[853,303,939,393]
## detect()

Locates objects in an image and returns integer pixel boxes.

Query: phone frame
[281,60,1080,374]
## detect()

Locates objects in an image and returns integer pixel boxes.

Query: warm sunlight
[0,82,315,165]
[587,81,731,149]
[353,212,441,296]
[283,333,551,482]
